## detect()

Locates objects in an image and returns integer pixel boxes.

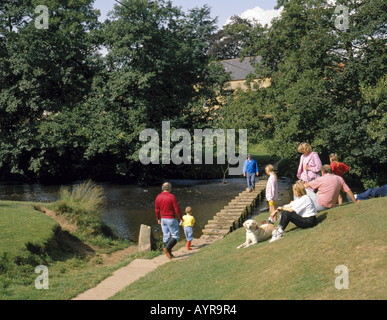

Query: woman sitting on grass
[269,180,317,243]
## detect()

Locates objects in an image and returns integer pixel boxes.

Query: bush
[55,180,106,236]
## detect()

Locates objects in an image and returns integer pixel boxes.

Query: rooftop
[220,57,262,81]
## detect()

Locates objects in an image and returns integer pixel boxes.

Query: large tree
[35,0,225,182]
[219,0,386,187]
[0,0,101,179]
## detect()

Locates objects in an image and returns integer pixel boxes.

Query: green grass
[248,144,280,169]
[111,197,387,300]
[0,201,58,259]
[0,200,158,300]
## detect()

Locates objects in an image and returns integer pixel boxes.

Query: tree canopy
[218,0,386,187]
[1,0,385,187]
[0,0,226,182]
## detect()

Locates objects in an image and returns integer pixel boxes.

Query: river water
[0,177,293,242]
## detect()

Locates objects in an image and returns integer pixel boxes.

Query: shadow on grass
[316,211,328,225]
[44,229,96,261]
[280,211,328,235]
[0,202,11,208]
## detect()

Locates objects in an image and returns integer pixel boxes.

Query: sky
[93,0,281,28]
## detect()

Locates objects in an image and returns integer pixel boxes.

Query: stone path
[72,236,214,300]
[201,181,267,239]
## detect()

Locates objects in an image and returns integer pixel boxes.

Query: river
[0,177,293,242]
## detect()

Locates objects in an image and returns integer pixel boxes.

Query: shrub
[55,180,106,236]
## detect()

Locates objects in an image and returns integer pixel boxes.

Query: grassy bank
[112,197,387,300]
[0,200,158,300]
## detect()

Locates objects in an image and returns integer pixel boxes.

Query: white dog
[237,219,276,249]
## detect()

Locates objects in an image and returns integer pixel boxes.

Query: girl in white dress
[265,164,278,219]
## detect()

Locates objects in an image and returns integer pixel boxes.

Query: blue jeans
[356,185,387,200]
[246,172,257,190]
[161,218,180,243]
[184,226,193,241]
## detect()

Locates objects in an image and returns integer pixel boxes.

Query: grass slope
[0,201,59,259]
[0,201,148,300]
[112,197,387,300]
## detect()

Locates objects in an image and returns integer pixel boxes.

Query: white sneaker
[270,228,284,243]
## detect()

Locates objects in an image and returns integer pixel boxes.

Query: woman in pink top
[297,142,322,183]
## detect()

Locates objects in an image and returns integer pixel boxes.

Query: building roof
[220,57,262,81]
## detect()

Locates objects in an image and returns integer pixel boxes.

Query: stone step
[237,194,261,199]
[205,223,233,230]
[227,203,250,207]
[216,212,242,218]
[222,206,247,211]
[213,215,239,222]
[220,209,247,214]
[199,234,224,242]
[201,184,266,239]
[229,200,255,204]
[223,206,247,211]
[219,210,245,215]
[225,203,248,207]
[202,228,230,236]
[208,218,236,224]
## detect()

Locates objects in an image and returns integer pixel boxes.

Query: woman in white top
[270,180,317,242]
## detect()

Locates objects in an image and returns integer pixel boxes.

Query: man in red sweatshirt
[155,182,183,259]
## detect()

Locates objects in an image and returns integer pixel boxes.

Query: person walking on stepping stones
[155,182,183,259]
[243,154,259,192]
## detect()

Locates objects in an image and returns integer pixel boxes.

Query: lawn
[111,197,387,300]
[0,201,58,259]
[0,200,153,300]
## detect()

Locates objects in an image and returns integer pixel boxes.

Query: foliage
[218,0,387,187]
[0,0,228,183]
[208,16,256,60]
[54,180,106,236]
[0,0,101,179]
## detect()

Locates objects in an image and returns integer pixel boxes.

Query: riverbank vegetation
[0,0,385,188]
[112,197,387,300]
[54,180,106,235]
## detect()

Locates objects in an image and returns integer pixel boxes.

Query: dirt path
[34,205,78,233]
[72,236,214,300]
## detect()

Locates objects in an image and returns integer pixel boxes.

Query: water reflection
[0,177,293,242]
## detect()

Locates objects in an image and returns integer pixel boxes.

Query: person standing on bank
[296,142,322,184]
[243,154,259,192]
[155,182,183,259]
[265,164,278,218]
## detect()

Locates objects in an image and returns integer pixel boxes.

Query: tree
[208,16,255,60]
[35,0,226,182]
[220,0,386,187]
[0,0,101,179]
